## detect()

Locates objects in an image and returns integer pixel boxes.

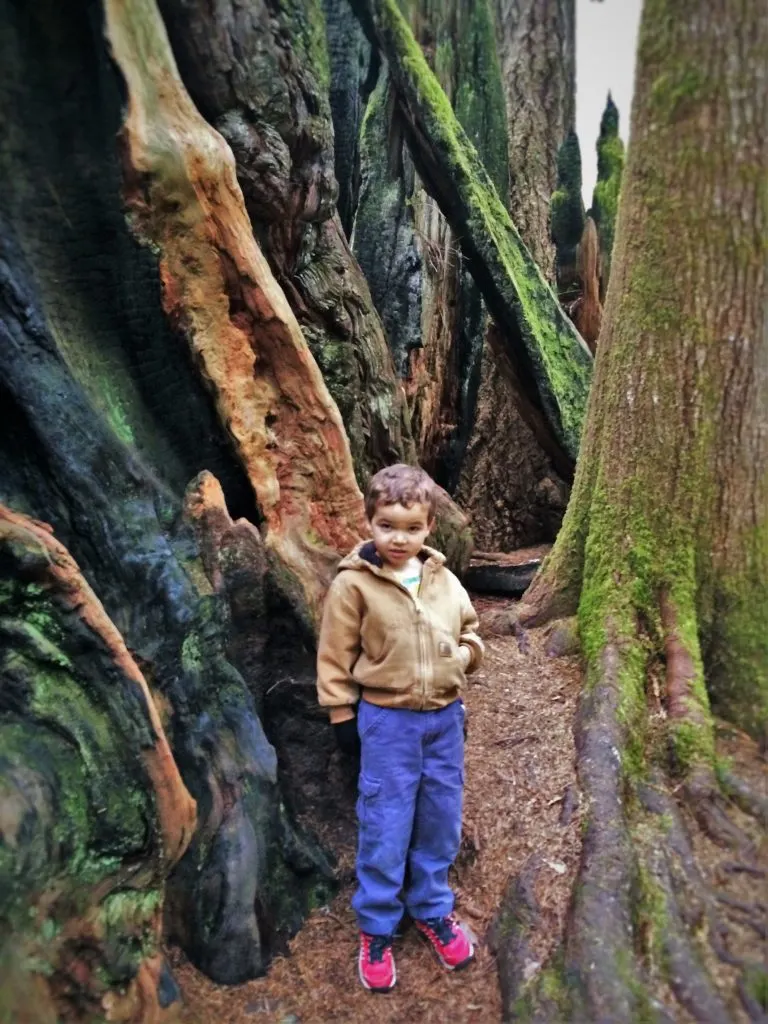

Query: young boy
[316,464,484,992]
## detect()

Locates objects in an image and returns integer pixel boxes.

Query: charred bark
[351,0,593,474]
[156,0,413,484]
[458,0,576,550]
[0,0,337,993]
[351,0,504,499]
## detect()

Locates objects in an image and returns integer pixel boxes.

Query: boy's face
[368,501,434,570]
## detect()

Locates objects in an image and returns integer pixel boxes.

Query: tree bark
[527,0,767,739]
[351,0,506,495]
[0,0,337,991]
[493,0,575,285]
[457,0,575,549]
[156,0,414,485]
[106,0,367,618]
[352,0,593,473]
[514,0,767,1017]
[0,506,195,1023]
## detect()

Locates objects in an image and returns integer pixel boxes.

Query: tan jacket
[317,542,484,715]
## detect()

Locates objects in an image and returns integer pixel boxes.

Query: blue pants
[352,698,465,936]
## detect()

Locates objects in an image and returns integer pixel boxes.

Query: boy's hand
[333,717,361,758]
[458,645,472,671]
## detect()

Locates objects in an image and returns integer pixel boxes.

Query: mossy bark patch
[352,0,593,468]
[0,505,195,1020]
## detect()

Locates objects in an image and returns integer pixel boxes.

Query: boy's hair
[365,464,438,520]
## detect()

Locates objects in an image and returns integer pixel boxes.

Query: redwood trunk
[458,0,575,549]
[533,0,767,736]
[510,2,767,1018]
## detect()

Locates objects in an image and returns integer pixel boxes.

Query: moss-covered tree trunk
[457,0,575,549]
[350,0,509,489]
[505,1,767,1018]
[352,0,593,474]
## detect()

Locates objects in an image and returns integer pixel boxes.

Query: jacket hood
[337,540,446,573]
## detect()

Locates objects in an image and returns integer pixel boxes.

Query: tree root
[715,894,767,939]
[638,781,743,969]
[684,768,755,852]
[487,854,543,1021]
[737,969,768,1022]
[721,861,766,879]
[563,642,643,1023]
[718,769,768,827]
[638,838,732,1023]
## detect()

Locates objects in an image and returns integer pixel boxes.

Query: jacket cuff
[460,636,484,674]
[329,705,356,724]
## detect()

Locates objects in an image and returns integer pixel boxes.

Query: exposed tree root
[684,768,755,852]
[562,642,642,1023]
[718,770,768,827]
[487,854,543,1021]
[737,970,768,1022]
[638,834,732,1023]
[715,894,768,940]
[512,629,765,1023]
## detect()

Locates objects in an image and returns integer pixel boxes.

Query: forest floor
[172,595,766,1023]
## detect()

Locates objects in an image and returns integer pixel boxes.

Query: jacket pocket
[432,630,465,697]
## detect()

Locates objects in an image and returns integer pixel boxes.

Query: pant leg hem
[355,914,403,936]
[405,898,454,923]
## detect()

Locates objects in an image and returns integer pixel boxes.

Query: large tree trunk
[156,0,414,485]
[0,0,349,998]
[0,506,195,1024]
[507,1,767,1018]
[494,0,575,284]
[350,0,507,492]
[352,0,593,474]
[457,0,575,549]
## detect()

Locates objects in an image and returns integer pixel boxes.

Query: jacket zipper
[363,558,434,709]
[373,560,432,708]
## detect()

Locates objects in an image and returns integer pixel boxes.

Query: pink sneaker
[358,932,396,992]
[415,913,474,970]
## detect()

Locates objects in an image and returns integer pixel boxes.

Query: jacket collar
[338,541,445,575]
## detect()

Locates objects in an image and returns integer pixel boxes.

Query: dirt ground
[172,596,767,1023]
[172,598,583,1023]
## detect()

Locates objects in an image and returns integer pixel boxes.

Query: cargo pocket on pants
[357,773,382,828]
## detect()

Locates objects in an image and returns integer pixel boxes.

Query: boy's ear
[427,518,436,535]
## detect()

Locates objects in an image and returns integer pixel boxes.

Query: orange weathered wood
[103,0,366,618]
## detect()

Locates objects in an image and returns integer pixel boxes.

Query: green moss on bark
[355,0,593,462]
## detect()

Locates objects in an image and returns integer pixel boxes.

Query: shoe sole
[416,929,475,972]
[358,957,397,993]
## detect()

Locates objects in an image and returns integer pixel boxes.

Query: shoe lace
[423,916,457,945]
[366,934,393,963]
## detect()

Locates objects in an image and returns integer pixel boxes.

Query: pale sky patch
[576,0,643,207]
